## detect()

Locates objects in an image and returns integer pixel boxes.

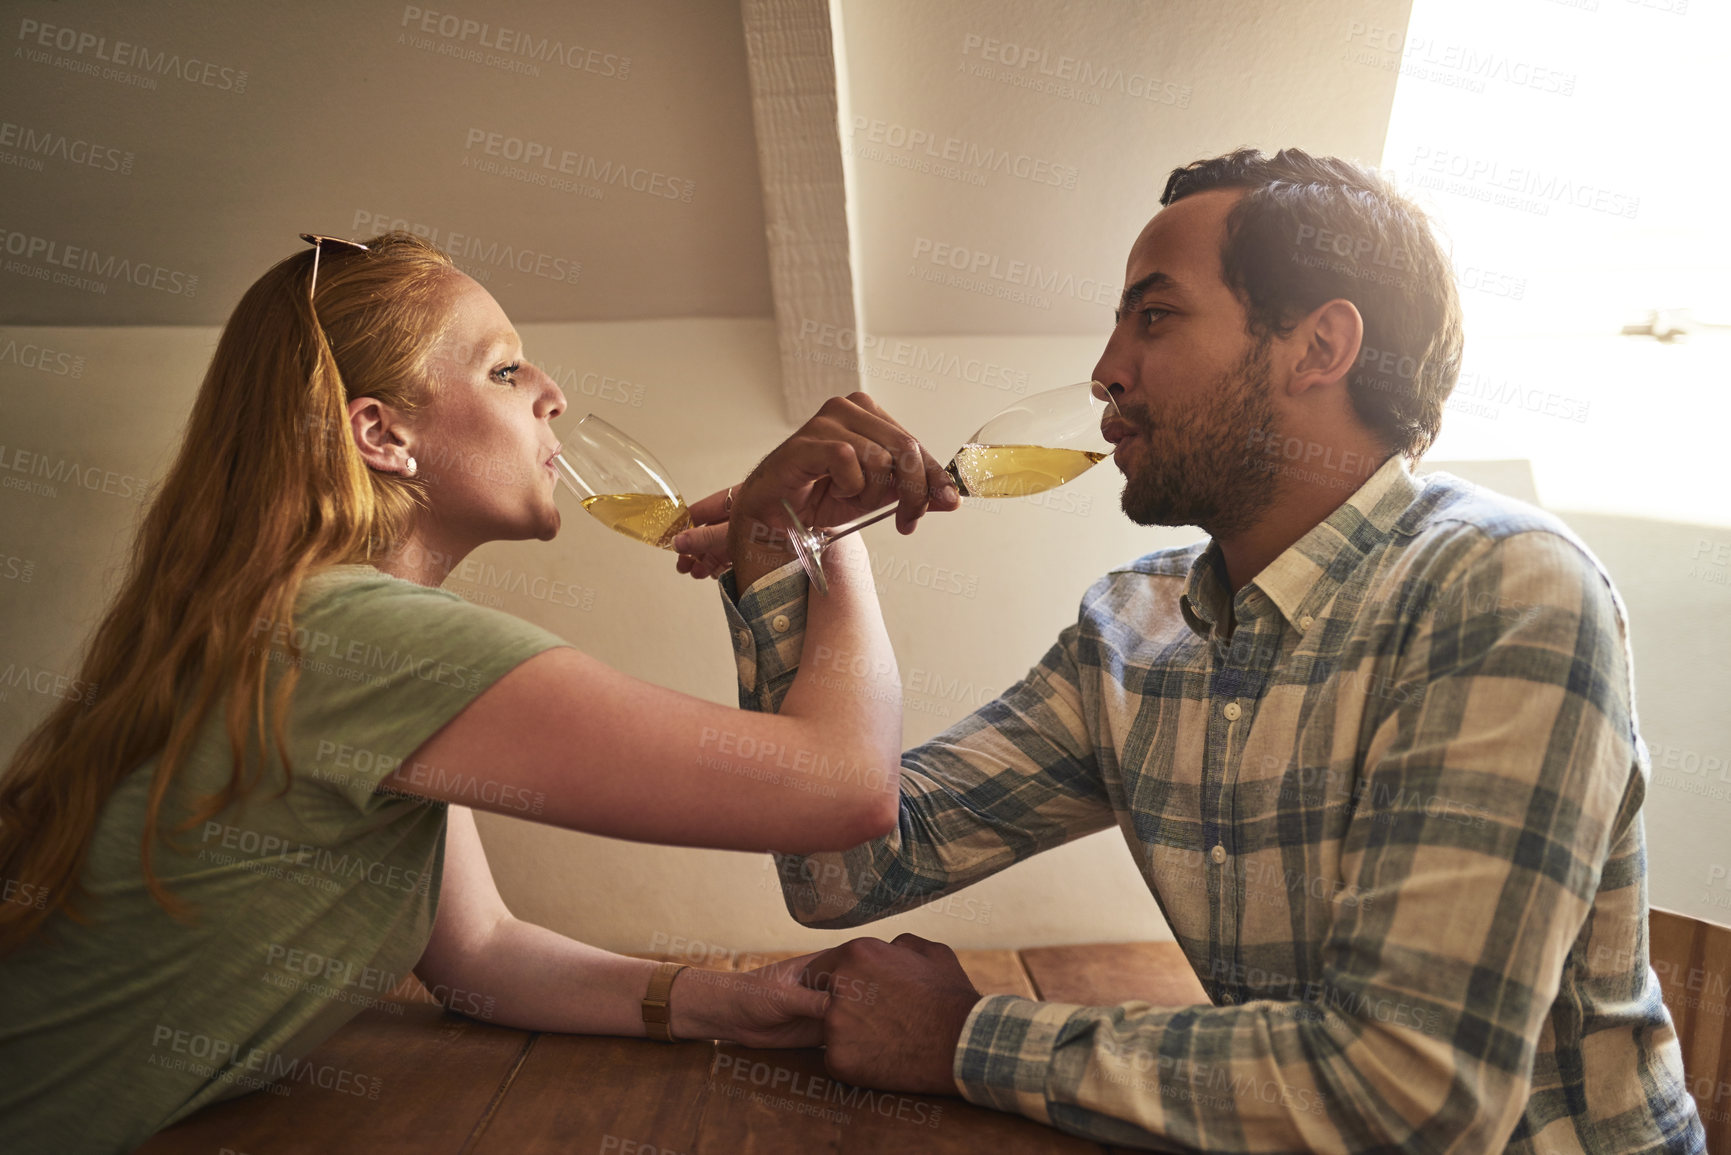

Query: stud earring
[404,456,418,477]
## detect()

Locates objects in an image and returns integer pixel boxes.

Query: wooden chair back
[1649,906,1731,1149]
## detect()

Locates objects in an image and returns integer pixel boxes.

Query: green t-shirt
[0,564,567,1153]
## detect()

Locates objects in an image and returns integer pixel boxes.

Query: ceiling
[0,0,1408,334]
[0,0,774,325]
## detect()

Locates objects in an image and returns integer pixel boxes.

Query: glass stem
[818,500,902,544]
[816,458,970,546]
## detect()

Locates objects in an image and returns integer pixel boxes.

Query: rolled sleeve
[718,559,808,711]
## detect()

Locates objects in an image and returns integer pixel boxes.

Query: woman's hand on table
[669,956,831,1048]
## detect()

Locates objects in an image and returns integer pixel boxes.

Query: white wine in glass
[784,380,1117,593]
[552,414,693,550]
[946,444,1108,498]
[577,492,691,549]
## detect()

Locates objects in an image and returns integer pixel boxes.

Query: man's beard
[1118,336,1281,536]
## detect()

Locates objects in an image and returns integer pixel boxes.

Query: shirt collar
[1180,453,1420,641]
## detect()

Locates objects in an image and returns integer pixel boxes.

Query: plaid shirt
[720,454,1704,1153]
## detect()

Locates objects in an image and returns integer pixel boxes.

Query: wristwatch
[641,960,688,1042]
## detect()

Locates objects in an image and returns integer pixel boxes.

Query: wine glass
[551,414,693,550]
[784,380,1117,594]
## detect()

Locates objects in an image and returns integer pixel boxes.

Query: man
[681,149,1704,1152]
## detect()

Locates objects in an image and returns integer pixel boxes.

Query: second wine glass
[552,413,693,550]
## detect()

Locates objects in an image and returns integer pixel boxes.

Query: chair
[1648,907,1731,1149]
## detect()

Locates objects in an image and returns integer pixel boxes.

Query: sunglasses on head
[298,232,369,300]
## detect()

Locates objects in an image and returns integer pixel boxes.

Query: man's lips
[1101,419,1137,445]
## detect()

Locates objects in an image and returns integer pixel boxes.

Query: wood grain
[135,999,533,1155]
[1019,941,1209,1007]
[467,1033,717,1155]
[696,1041,1101,1154]
[1649,907,1731,1151]
[957,948,1040,998]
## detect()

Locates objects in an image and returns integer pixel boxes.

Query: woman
[0,232,956,1152]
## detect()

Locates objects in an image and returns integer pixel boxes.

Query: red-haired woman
[0,233,956,1152]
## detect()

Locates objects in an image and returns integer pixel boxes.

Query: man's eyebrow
[1118,271,1179,315]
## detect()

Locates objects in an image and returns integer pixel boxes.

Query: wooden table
[136,942,1209,1154]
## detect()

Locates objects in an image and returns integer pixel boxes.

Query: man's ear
[1285,298,1364,398]
[346,396,412,474]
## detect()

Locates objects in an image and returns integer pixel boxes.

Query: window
[1380,0,1726,526]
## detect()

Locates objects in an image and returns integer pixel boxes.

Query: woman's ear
[1285,298,1364,398]
[346,396,413,475]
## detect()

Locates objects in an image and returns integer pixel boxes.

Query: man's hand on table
[671,392,959,590]
[797,933,982,1095]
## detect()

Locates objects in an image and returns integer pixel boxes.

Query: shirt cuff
[717,559,808,702]
[952,993,1084,1125]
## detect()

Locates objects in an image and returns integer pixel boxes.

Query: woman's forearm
[416,916,739,1039]
[775,535,903,816]
[417,916,657,1035]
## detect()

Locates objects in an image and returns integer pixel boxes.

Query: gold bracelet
[641,960,687,1042]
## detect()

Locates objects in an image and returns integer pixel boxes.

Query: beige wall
[837,0,1413,336]
[4,323,1725,954]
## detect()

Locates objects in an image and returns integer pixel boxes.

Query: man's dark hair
[1162,148,1463,460]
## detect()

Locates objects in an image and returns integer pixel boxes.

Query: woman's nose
[534,366,566,417]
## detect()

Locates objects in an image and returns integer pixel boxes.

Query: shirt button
[735,629,752,648]
[1223,701,1242,721]
[1210,844,1227,864]
[1299,614,1315,631]
[771,613,791,633]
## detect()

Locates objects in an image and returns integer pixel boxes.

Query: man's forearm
[954,991,1509,1152]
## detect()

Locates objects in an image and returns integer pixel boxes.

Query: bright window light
[1378,0,1728,526]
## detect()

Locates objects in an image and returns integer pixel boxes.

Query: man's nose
[1091,327,1132,407]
